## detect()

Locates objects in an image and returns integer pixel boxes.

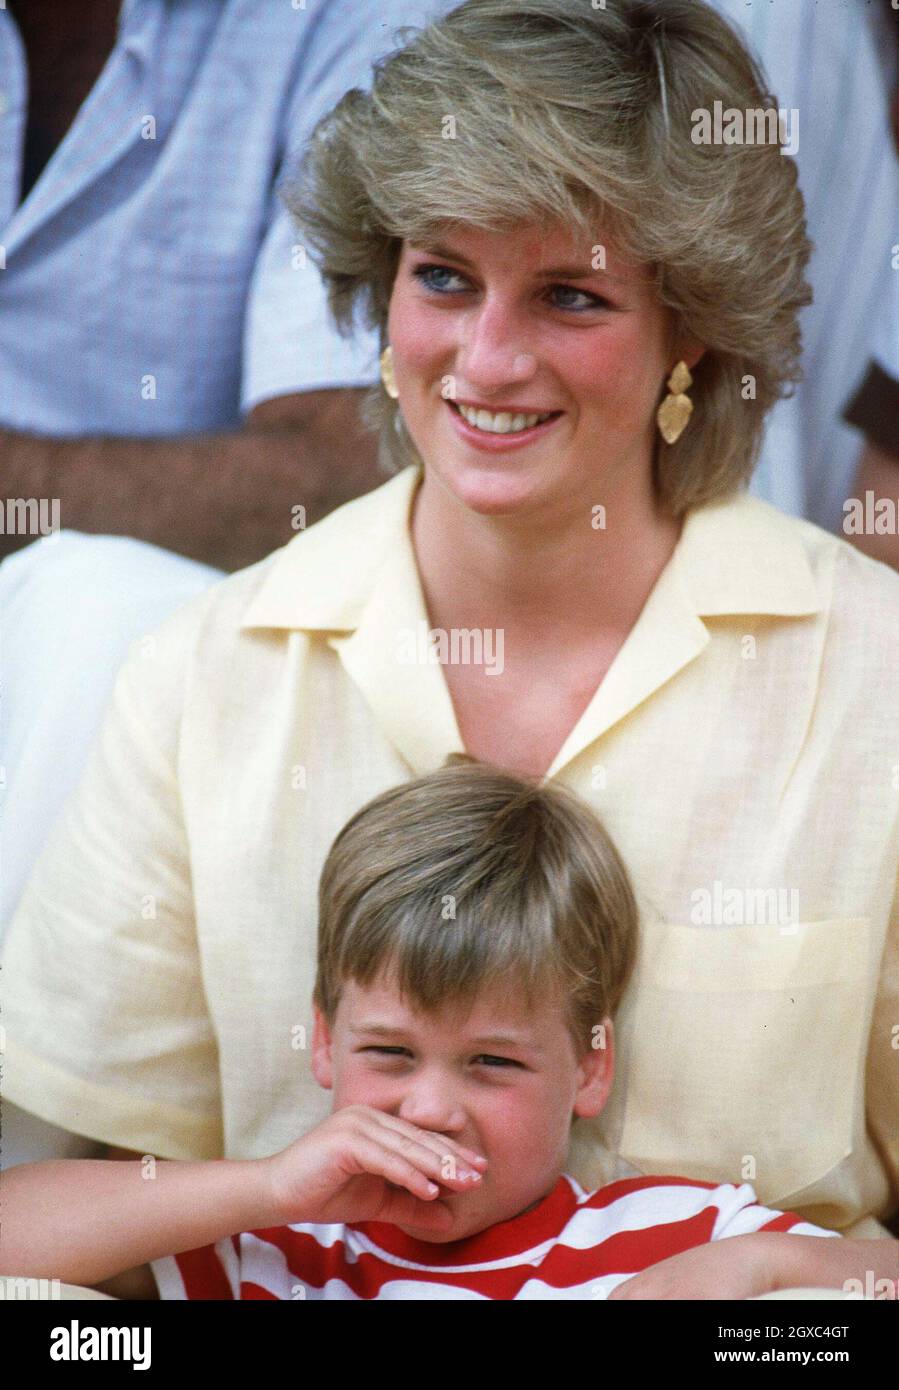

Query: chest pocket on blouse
[613,916,871,1206]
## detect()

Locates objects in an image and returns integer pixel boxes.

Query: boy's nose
[396,1078,467,1137]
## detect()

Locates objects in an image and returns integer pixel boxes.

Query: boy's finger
[354,1136,449,1202]
[363,1111,488,1170]
[355,1134,481,1202]
[376,1128,486,1188]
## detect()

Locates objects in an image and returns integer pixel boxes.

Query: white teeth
[457,403,554,434]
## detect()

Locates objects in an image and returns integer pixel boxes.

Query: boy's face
[312,971,614,1243]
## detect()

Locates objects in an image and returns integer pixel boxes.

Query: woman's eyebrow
[410,241,624,283]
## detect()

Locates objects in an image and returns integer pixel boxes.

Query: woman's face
[386,221,679,519]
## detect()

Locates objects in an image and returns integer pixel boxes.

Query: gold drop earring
[380,346,400,400]
[656,360,693,444]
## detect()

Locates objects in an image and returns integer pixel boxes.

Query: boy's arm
[0,1155,279,1290]
[608,1232,899,1300]
[93,1146,164,1298]
[2,1111,487,1296]
[762,1233,899,1297]
[608,1183,873,1301]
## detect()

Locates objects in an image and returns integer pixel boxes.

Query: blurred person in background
[711,0,899,572]
[0,0,452,571]
[0,0,455,1164]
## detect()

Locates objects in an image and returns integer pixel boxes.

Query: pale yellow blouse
[3,464,898,1237]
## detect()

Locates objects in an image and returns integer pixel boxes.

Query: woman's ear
[672,337,706,373]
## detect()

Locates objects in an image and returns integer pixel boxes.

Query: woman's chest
[441,645,622,780]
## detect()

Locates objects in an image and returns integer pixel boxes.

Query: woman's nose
[455,300,537,394]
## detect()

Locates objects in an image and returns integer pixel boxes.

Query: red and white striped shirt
[150,1173,839,1301]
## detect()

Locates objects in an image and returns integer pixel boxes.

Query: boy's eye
[360,1046,521,1068]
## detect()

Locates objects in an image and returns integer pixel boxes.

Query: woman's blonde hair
[314,756,638,1060]
[282,0,812,515]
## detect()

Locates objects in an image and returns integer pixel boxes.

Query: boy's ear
[572,1016,615,1120]
[311,1003,336,1090]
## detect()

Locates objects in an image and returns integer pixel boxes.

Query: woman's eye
[411,265,607,313]
[412,263,470,294]
[549,285,607,311]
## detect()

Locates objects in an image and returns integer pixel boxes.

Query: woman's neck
[410,467,684,651]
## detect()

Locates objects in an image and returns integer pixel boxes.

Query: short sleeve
[239,198,380,415]
[239,0,452,414]
[0,600,224,1160]
[709,1184,842,1241]
[151,1239,238,1300]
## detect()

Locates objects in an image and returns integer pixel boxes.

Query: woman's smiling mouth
[447,399,563,449]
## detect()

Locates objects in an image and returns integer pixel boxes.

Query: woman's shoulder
[753,502,899,730]
[783,503,899,644]
[721,492,899,640]
[134,466,418,665]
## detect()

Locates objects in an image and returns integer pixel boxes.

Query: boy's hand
[264,1105,489,1233]
[607,1234,774,1300]
[608,1231,899,1301]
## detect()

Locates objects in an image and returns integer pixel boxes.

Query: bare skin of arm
[1,1145,275,1300]
[76,1144,225,1300]
[95,1146,162,1299]
[0,388,383,572]
[607,1230,899,1300]
[844,438,899,573]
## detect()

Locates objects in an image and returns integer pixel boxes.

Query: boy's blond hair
[314,756,638,1058]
